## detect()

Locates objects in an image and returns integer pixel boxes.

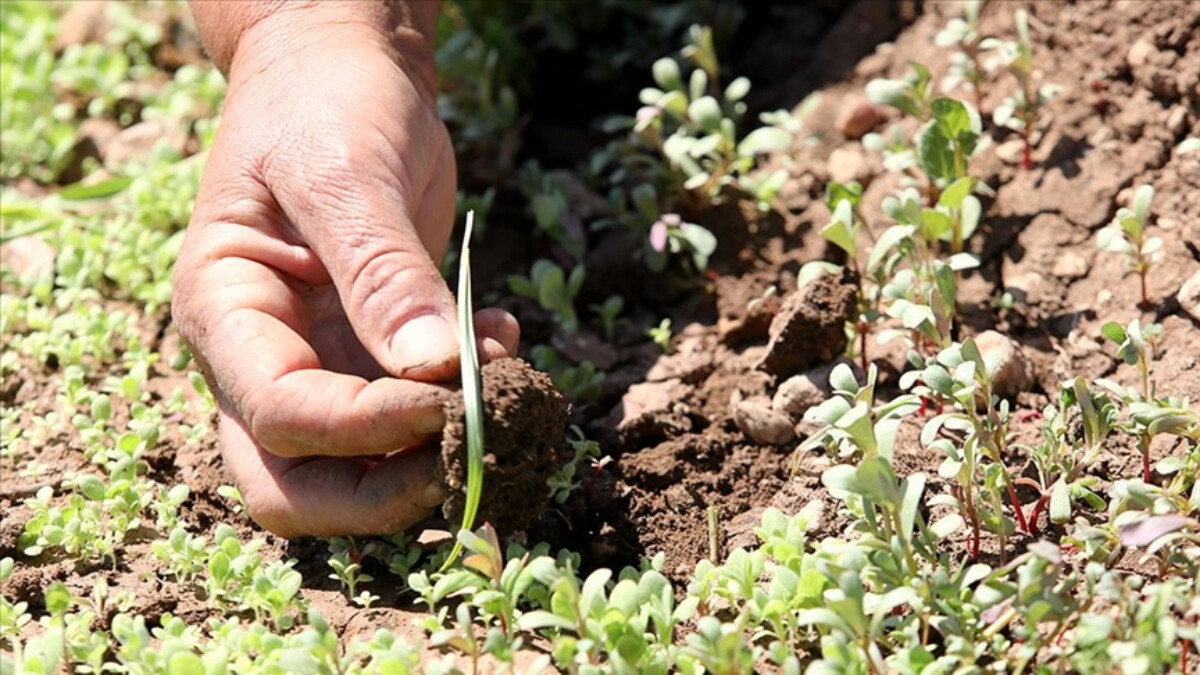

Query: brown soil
[438,358,569,533]
[4,0,1200,661]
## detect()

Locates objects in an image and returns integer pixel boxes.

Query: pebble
[772,357,860,415]
[972,330,1035,398]
[837,99,886,140]
[995,138,1026,165]
[733,398,796,446]
[1127,40,1157,70]
[827,147,867,184]
[1166,106,1189,137]
[1178,269,1200,322]
[1052,252,1089,280]
[105,120,188,170]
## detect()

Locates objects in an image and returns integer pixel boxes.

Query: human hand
[173,2,517,538]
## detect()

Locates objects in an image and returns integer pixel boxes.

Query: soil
[438,358,569,533]
[4,0,1200,665]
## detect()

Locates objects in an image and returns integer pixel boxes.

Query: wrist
[192,1,438,104]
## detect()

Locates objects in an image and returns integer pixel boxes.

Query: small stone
[104,119,188,170]
[996,138,1026,165]
[733,398,796,446]
[1088,125,1116,147]
[827,147,867,184]
[1127,40,1157,70]
[1097,289,1113,305]
[1052,252,1089,280]
[0,236,57,280]
[1157,217,1178,231]
[838,99,886,140]
[972,330,1035,398]
[1005,272,1048,306]
[1166,106,1188,137]
[772,357,860,415]
[618,379,692,426]
[1178,269,1200,322]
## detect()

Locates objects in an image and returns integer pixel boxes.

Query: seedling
[589,294,626,342]
[935,0,985,108]
[982,10,1059,170]
[1097,184,1161,310]
[443,211,486,570]
[798,363,921,465]
[530,345,605,402]
[507,259,585,333]
[647,212,717,275]
[648,318,673,352]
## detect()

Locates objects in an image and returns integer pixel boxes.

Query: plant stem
[1140,272,1150,311]
[707,505,721,563]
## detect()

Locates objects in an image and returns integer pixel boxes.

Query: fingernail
[391,315,457,377]
[421,482,448,509]
[416,410,445,436]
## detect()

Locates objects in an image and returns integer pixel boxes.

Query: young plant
[589,294,626,342]
[935,0,985,108]
[1097,185,1161,310]
[798,363,921,465]
[648,318,673,352]
[507,259,585,333]
[982,10,1059,170]
[647,212,717,275]
[636,26,793,208]
[444,211,486,569]
[529,345,605,402]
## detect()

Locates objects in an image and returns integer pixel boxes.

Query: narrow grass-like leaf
[441,211,485,571]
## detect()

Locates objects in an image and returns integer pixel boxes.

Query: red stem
[1005,478,1030,533]
[1140,274,1150,311]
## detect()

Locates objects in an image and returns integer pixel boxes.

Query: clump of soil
[755,267,857,378]
[438,358,569,532]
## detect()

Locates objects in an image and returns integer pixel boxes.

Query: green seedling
[443,211,486,570]
[507,259,585,333]
[907,339,1030,554]
[648,317,673,352]
[799,363,921,465]
[1101,318,1161,400]
[1019,378,1117,532]
[547,426,604,505]
[636,26,793,208]
[1097,185,1161,310]
[935,0,984,108]
[982,10,1059,170]
[589,294,627,342]
[530,345,605,402]
[327,538,378,608]
[646,212,717,275]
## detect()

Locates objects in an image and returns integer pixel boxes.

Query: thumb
[274,145,462,381]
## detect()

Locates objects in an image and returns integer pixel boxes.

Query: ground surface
[2,0,1199,672]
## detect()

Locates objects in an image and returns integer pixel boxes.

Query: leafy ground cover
[2,1,1199,673]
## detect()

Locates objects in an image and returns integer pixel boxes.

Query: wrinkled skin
[173,4,517,537]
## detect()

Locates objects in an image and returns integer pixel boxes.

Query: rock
[1005,271,1049,306]
[615,379,694,449]
[827,146,867,184]
[838,99,886,140]
[1126,40,1156,70]
[772,357,860,415]
[54,2,110,51]
[972,330,1035,397]
[0,236,57,280]
[996,138,1026,165]
[732,397,796,446]
[1051,251,1089,280]
[1166,106,1188,137]
[1178,269,1200,322]
[104,119,189,170]
[647,325,717,383]
[756,267,857,379]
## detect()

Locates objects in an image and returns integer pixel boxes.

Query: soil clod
[438,358,569,533]
[755,267,857,379]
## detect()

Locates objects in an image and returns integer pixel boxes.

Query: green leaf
[724,76,751,102]
[1100,321,1127,345]
[900,473,926,538]
[442,211,485,570]
[688,96,722,132]
[1049,480,1071,523]
[916,122,954,182]
[938,176,975,208]
[857,457,901,506]
[737,127,791,157]
[1131,184,1154,223]
[651,58,683,91]
[798,261,840,289]
[822,201,857,257]
[58,176,133,201]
